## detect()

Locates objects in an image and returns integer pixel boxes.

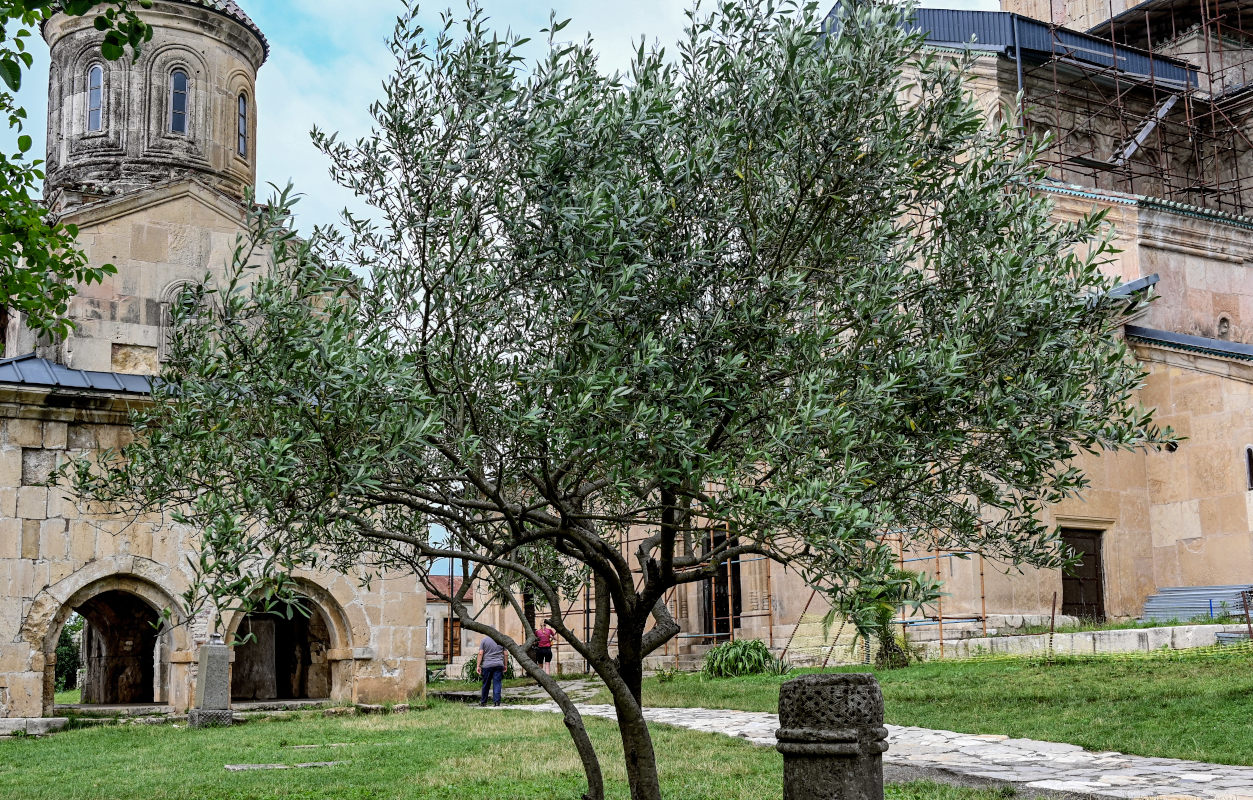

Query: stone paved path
[507,702,1253,799]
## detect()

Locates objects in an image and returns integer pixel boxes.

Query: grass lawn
[588,651,1253,766]
[54,688,81,705]
[0,701,1017,800]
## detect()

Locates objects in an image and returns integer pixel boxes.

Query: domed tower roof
[162,0,269,61]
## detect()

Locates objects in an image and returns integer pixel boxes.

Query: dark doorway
[231,607,332,701]
[1061,528,1105,620]
[75,590,162,704]
[442,618,462,659]
[702,529,743,639]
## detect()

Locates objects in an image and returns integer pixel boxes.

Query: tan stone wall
[0,393,425,718]
[6,183,259,372]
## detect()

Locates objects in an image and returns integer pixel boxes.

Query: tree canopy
[1,0,151,343]
[71,1,1163,798]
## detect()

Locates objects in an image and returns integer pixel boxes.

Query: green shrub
[461,654,516,682]
[654,667,682,683]
[54,616,83,692]
[701,639,789,679]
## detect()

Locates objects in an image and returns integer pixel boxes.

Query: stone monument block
[775,673,888,800]
[191,635,232,728]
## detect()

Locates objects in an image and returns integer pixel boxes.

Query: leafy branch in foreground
[70,1,1165,798]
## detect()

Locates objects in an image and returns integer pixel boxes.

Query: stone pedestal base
[776,673,889,800]
[189,709,234,728]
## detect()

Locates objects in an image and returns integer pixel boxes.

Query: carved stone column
[775,673,889,800]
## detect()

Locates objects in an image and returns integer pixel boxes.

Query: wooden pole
[1242,590,1253,642]
[1048,590,1058,663]
[781,589,817,661]
[935,545,944,659]
[766,559,775,650]
[980,554,988,637]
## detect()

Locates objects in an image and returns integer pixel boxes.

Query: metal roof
[904,8,1197,88]
[1125,324,1253,362]
[0,354,152,394]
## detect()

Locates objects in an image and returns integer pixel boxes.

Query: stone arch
[143,43,211,156]
[223,578,355,703]
[157,279,197,362]
[24,563,189,716]
[58,38,128,155]
[223,67,256,180]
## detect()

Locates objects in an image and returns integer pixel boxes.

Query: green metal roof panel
[0,353,152,394]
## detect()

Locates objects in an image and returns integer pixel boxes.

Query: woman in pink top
[535,621,556,675]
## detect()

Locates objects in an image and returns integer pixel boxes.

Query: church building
[0,0,425,726]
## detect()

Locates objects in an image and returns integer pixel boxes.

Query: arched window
[1246,446,1253,491]
[237,92,248,156]
[87,65,104,132]
[170,69,188,134]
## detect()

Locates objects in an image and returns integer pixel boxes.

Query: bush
[701,639,790,679]
[461,654,516,682]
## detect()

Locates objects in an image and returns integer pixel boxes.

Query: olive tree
[70,1,1164,798]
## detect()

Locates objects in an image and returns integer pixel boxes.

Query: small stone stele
[191,636,233,729]
[775,673,889,800]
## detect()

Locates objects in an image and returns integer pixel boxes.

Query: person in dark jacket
[477,636,507,707]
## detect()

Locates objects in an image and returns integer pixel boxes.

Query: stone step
[55,704,173,718]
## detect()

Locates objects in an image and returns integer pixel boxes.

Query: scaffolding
[913,0,1253,215]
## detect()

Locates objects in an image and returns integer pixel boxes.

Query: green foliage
[461,652,516,682]
[654,667,682,684]
[68,1,1169,797]
[0,1,151,340]
[827,567,941,669]
[701,639,789,679]
[53,615,83,692]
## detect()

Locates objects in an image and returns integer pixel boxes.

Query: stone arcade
[0,0,425,725]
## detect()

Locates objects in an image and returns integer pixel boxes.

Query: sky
[4,0,998,231]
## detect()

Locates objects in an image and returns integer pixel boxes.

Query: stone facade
[0,1,426,722]
[478,4,1253,657]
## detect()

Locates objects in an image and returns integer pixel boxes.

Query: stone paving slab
[510,703,1253,800]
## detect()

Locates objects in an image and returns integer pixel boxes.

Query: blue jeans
[480,666,503,705]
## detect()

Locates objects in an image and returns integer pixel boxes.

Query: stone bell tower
[7,0,268,372]
[42,0,268,213]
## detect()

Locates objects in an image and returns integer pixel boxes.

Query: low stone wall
[0,718,67,737]
[917,623,1250,659]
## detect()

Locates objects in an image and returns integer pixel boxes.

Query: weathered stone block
[39,519,68,561]
[0,518,20,558]
[20,520,40,559]
[0,450,22,487]
[21,449,58,487]
[195,639,232,711]
[42,423,67,450]
[110,344,158,376]
[7,421,42,448]
[16,487,47,520]
[25,718,68,736]
[66,425,95,450]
